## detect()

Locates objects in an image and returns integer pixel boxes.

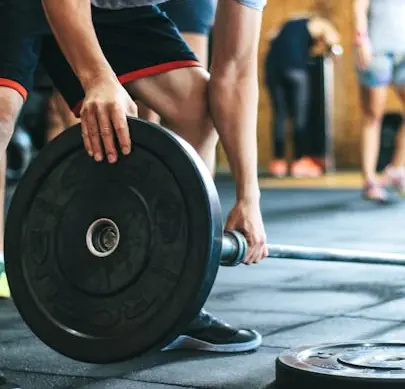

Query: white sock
[0,252,4,265]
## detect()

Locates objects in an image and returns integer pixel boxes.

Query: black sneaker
[162,309,262,353]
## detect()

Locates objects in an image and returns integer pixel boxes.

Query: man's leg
[0,88,25,298]
[0,33,42,297]
[0,151,7,298]
[127,67,218,174]
[47,90,79,142]
[137,32,210,126]
[138,0,214,141]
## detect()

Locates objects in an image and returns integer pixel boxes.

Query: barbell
[5,117,405,364]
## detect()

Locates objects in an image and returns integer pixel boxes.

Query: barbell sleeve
[220,230,248,267]
[221,230,405,267]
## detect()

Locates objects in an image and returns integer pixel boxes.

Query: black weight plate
[276,342,405,389]
[5,117,223,363]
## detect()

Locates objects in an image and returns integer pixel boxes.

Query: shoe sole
[162,330,262,353]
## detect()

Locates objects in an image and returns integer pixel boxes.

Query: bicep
[210,0,263,78]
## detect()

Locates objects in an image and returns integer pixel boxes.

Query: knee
[0,88,23,147]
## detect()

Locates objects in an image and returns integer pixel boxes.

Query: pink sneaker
[291,157,323,178]
[268,159,288,178]
[383,165,405,197]
[362,180,388,203]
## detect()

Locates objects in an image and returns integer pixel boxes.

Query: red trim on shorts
[72,60,202,117]
[117,60,201,84]
[0,78,28,101]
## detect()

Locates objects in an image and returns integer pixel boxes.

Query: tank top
[368,0,405,53]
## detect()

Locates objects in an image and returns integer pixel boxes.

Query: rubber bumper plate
[5,117,223,363]
[276,342,405,389]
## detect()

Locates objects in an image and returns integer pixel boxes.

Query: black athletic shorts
[0,5,200,116]
[159,0,217,35]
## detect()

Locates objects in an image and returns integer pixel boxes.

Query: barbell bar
[221,230,405,267]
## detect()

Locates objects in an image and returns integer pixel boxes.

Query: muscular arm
[209,0,262,201]
[41,0,116,89]
[41,0,136,164]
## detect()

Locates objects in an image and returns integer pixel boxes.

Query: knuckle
[100,126,113,136]
[89,130,99,138]
[110,102,122,112]
[251,235,260,245]
[259,237,266,245]
[88,102,99,113]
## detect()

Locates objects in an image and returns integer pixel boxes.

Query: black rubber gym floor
[2,177,405,389]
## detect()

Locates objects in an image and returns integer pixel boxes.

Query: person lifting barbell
[0,0,268,357]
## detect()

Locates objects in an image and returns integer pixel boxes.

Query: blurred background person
[264,12,340,178]
[354,0,405,202]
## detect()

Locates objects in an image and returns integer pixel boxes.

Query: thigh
[40,5,201,116]
[126,65,210,128]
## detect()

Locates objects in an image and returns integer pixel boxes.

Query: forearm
[209,74,260,201]
[353,0,369,39]
[209,0,262,201]
[41,0,116,89]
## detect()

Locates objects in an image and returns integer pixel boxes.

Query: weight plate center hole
[86,218,120,258]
